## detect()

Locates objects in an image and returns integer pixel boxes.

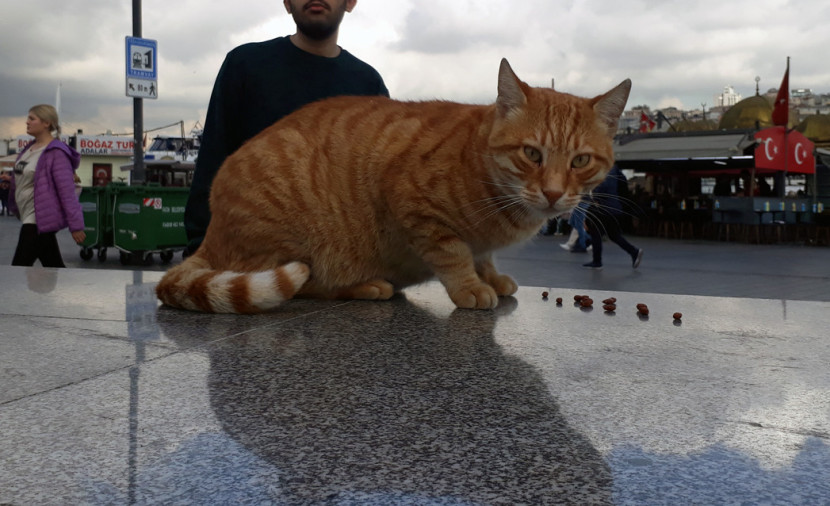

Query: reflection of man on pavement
[184,0,389,255]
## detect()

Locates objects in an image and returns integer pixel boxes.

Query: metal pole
[132,0,144,184]
[128,6,143,503]
[780,56,791,199]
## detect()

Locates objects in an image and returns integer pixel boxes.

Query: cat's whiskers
[586,192,647,222]
[480,179,522,191]
[505,198,534,225]
[466,178,524,209]
[576,192,645,237]
[460,194,529,229]
[461,193,522,215]
[577,206,611,237]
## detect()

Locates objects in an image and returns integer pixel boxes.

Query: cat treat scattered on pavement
[541,292,684,322]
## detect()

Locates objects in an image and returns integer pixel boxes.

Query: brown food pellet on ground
[637,303,647,309]
[673,312,682,320]
[542,291,549,298]
[602,298,616,304]
[574,295,585,301]
[603,304,616,312]
[580,298,594,307]
[555,297,563,304]
[638,307,649,316]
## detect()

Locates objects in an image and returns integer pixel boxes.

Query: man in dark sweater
[583,165,644,270]
[184,0,389,254]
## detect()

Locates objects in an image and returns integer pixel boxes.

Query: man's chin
[292,3,346,41]
[297,22,338,41]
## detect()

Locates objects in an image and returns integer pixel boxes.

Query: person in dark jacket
[8,104,85,267]
[184,0,389,255]
[0,176,10,215]
[583,166,643,270]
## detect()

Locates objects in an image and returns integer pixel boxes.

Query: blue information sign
[125,36,157,80]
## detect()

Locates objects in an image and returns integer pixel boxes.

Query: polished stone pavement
[1,218,829,504]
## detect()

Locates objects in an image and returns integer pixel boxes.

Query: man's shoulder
[336,49,388,93]
[338,48,380,72]
[226,36,290,60]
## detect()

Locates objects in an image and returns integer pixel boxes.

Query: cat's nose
[543,189,563,208]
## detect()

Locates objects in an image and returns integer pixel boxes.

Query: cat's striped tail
[156,257,310,314]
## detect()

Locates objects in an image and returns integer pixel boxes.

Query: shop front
[74,135,135,186]
[613,129,825,243]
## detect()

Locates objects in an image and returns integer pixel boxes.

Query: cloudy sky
[1,0,828,141]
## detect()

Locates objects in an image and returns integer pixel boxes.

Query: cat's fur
[157,59,630,313]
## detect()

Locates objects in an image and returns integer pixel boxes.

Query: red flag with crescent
[786,130,815,174]
[754,127,815,174]
[771,59,789,126]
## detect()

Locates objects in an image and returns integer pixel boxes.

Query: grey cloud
[393,9,518,54]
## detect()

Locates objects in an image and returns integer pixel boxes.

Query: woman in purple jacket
[8,104,85,267]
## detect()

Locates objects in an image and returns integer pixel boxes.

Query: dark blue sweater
[590,165,625,216]
[184,36,388,251]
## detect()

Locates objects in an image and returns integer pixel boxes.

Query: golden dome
[718,95,773,130]
[795,114,830,143]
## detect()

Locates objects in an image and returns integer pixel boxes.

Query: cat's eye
[572,155,591,169]
[524,146,543,164]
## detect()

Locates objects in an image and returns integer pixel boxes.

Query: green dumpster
[78,186,111,261]
[111,185,189,264]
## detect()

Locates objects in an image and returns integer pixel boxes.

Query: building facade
[5,134,134,186]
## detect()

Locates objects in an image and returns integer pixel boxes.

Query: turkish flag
[754,127,815,174]
[771,60,789,126]
[786,129,815,174]
[755,127,786,171]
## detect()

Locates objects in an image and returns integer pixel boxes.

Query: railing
[632,197,829,245]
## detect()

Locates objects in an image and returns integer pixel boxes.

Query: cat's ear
[591,79,632,137]
[496,58,529,117]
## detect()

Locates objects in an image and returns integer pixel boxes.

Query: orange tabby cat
[156,59,630,313]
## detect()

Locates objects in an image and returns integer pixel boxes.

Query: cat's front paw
[448,283,499,309]
[488,274,518,296]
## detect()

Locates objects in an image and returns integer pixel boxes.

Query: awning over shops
[614,130,756,173]
[615,131,755,159]
[614,128,818,176]
[613,130,758,173]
